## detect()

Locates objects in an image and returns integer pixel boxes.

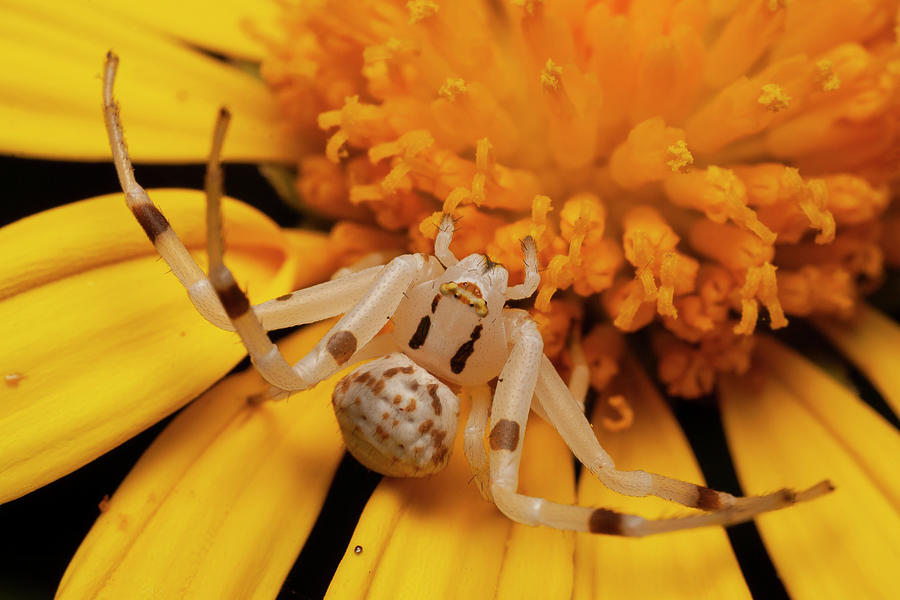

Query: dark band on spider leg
[327,330,358,365]
[216,282,251,318]
[588,508,626,535]
[131,203,170,242]
[694,486,723,511]
[489,419,520,451]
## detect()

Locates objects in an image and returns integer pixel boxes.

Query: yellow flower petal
[0,190,297,502]
[74,0,283,61]
[720,373,900,599]
[575,357,751,600]
[0,0,301,162]
[814,305,900,418]
[57,322,347,599]
[327,412,575,599]
[755,335,900,510]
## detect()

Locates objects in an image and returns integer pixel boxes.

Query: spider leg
[534,354,833,513]
[485,315,833,536]
[566,329,590,412]
[102,52,382,334]
[463,384,492,501]
[206,152,434,395]
[505,236,539,300]
[104,52,440,395]
[434,213,458,267]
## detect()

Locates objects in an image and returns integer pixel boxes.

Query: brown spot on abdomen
[489,419,520,451]
[383,365,415,378]
[588,508,625,535]
[216,282,250,319]
[694,486,722,511]
[327,330,358,365]
[427,383,442,415]
[131,203,170,242]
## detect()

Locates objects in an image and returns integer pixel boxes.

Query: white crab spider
[102,53,832,537]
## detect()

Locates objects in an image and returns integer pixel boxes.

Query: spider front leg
[103,52,438,397]
[463,384,492,501]
[530,354,834,535]
[485,314,834,536]
[103,53,383,336]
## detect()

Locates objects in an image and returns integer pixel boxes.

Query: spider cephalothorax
[103,52,832,538]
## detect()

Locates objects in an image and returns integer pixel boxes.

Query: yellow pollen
[666,140,694,173]
[758,83,791,111]
[407,0,438,24]
[733,262,788,335]
[815,60,841,91]
[439,77,467,100]
[540,59,562,91]
[601,395,634,432]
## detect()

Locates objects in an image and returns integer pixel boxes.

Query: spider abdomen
[332,353,460,477]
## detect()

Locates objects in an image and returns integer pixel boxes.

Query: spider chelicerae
[102,52,832,537]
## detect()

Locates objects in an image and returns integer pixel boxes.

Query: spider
[102,52,832,537]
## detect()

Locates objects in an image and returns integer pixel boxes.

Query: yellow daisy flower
[2,1,900,598]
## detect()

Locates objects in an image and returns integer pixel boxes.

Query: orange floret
[653,329,755,398]
[621,205,698,320]
[580,324,625,392]
[264,0,899,399]
[732,262,788,335]
[297,156,370,221]
[532,298,583,361]
[776,225,885,289]
[604,277,658,332]
[689,220,775,271]
[734,164,835,244]
[703,0,788,88]
[609,117,693,189]
[777,265,856,318]
[664,166,776,244]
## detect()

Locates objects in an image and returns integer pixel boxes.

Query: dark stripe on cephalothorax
[449,324,482,374]
[216,282,250,318]
[327,330,358,365]
[588,508,625,535]
[131,203,170,242]
[408,316,431,349]
[489,419,519,451]
[431,294,441,313]
[694,486,722,511]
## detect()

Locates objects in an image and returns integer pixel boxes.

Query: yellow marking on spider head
[440,281,489,317]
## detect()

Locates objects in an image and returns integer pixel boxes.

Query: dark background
[1,156,898,599]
